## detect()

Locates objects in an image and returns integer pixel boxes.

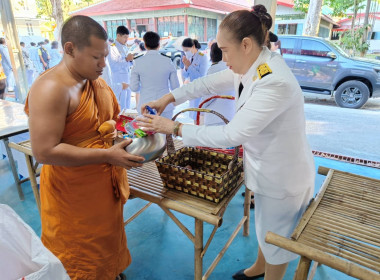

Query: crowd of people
[0,37,63,99]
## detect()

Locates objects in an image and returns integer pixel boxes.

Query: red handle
[195,95,235,125]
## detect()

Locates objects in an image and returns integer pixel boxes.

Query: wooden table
[0,99,29,200]
[125,140,250,280]
[266,166,380,280]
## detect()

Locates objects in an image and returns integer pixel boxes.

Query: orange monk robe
[25,78,131,279]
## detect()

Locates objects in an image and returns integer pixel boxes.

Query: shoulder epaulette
[111,43,116,47]
[257,63,272,79]
[198,52,204,56]
[161,53,171,58]
[133,53,144,60]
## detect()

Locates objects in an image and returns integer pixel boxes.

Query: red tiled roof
[277,0,294,8]
[72,0,249,16]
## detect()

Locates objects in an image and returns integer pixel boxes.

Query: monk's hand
[141,93,175,116]
[107,139,145,170]
[136,114,175,135]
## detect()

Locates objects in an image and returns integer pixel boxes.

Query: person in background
[108,26,134,110]
[0,54,6,99]
[139,42,146,52]
[44,39,51,52]
[272,40,282,55]
[49,41,62,68]
[180,38,208,123]
[20,42,36,88]
[38,41,50,71]
[0,38,15,92]
[200,42,235,126]
[130,31,179,119]
[29,42,43,74]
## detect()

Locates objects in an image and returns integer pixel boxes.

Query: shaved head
[61,15,107,49]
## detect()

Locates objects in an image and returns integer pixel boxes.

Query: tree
[36,0,96,38]
[303,0,324,36]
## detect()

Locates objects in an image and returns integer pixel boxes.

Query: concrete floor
[1,156,379,280]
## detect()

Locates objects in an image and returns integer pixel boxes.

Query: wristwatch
[173,121,181,137]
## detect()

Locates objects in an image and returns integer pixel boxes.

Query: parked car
[278,35,380,108]
[159,39,207,69]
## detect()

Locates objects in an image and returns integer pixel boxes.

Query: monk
[25,15,144,280]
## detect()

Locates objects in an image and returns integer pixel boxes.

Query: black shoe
[116,273,126,280]
[232,269,265,280]
[242,200,255,209]
[241,192,254,198]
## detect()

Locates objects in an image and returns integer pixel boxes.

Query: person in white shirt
[130,31,179,119]
[200,42,235,125]
[108,26,134,110]
[137,5,315,280]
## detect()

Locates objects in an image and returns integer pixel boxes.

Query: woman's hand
[141,93,175,115]
[136,114,176,135]
[182,56,191,69]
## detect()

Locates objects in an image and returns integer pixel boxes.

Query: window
[26,22,33,36]
[157,16,184,37]
[105,20,127,40]
[318,27,330,38]
[287,24,297,35]
[281,38,296,54]
[188,16,205,40]
[301,40,331,57]
[207,18,217,41]
[371,32,380,40]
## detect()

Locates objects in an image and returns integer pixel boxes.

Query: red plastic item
[116,115,134,133]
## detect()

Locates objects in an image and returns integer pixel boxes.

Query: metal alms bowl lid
[125,133,167,163]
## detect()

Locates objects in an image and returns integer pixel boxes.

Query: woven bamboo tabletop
[127,139,244,226]
[295,169,380,274]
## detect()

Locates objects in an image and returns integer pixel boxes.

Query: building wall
[0,0,42,38]
[90,7,224,41]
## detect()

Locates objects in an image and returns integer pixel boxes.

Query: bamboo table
[266,166,380,280]
[125,140,250,280]
[0,99,29,200]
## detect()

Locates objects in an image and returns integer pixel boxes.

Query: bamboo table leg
[3,138,24,200]
[24,154,41,215]
[195,218,203,280]
[294,256,311,280]
[243,186,250,236]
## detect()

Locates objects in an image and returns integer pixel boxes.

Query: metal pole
[0,0,28,103]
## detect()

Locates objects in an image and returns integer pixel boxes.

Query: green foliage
[338,25,371,56]
[35,0,95,20]
[294,0,364,17]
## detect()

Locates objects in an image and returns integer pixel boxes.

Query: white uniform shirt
[172,47,315,199]
[201,61,235,125]
[130,50,179,115]
[108,40,132,84]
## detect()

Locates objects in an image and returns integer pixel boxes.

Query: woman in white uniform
[201,42,235,126]
[137,5,315,280]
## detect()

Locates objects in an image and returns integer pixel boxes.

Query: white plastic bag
[0,204,70,280]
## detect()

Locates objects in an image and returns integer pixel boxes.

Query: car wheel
[334,80,369,109]
[173,56,181,69]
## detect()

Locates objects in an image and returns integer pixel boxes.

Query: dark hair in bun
[182,38,201,49]
[219,4,272,47]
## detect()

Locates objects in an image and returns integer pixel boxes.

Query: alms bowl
[120,133,167,163]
